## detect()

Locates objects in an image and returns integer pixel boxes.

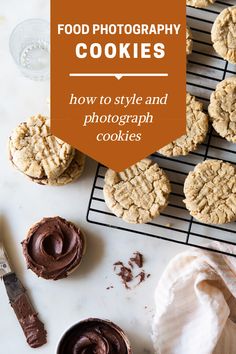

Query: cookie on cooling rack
[212,6,236,64]
[208,76,236,143]
[159,93,209,157]
[103,158,171,224]
[186,26,193,56]
[184,159,236,224]
[186,0,215,8]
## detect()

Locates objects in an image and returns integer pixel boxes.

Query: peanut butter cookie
[209,76,236,143]
[159,93,208,157]
[212,6,236,64]
[187,0,215,8]
[103,158,171,224]
[184,160,236,224]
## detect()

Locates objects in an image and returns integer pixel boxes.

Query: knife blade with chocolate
[0,241,47,348]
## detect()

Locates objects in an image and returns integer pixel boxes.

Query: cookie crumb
[106,286,114,290]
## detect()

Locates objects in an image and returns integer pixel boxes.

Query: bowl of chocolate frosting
[57,318,132,354]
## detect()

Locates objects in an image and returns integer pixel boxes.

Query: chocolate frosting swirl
[58,319,129,354]
[22,217,84,280]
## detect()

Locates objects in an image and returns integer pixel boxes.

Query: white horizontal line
[69,73,169,80]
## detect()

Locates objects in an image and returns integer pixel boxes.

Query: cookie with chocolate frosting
[22,217,85,280]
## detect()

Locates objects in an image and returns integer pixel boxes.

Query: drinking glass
[9,18,50,81]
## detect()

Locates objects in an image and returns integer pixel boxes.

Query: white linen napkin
[152,242,236,354]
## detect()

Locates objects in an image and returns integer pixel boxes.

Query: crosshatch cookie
[9,114,75,181]
[186,0,215,8]
[30,150,85,186]
[186,26,193,55]
[159,93,208,157]
[212,6,236,64]
[209,76,236,143]
[184,160,236,224]
[103,158,171,224]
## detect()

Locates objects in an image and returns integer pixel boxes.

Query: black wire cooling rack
[87,0,236,257]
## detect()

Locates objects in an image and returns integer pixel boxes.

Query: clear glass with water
[9,19,50,81]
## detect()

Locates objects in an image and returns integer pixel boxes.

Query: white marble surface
[0,2,188,353]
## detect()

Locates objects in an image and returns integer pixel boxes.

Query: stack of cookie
[9,114,85,186]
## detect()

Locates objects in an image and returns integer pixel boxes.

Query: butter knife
[0,241,47,348]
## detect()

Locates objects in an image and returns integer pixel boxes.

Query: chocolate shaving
[130,252,143,268]
[113,261,124,271]
[128,260,134,269]
[113,252,150,290]
[113,261,123,266]
[118,266,133,283]
[136,271,146,285]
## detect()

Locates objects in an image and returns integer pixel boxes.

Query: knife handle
[3,272,47,348]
